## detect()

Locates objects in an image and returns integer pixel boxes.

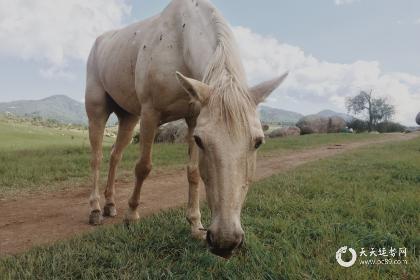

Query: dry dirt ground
[0,133,418,256]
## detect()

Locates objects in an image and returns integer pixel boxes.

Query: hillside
[1,95,349,126]
[259,105,303,124]
[0,95,120,125]
[0,95,88,125]
[316,109,353,122]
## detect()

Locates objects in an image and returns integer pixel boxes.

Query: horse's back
[86,0,219,119]
[87,15,161,116]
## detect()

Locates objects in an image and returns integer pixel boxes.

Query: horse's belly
[98,55,141,115]
[159,98,193,123]
[101,72,140,116]
[102,64,141,116]
[96,25,151,115]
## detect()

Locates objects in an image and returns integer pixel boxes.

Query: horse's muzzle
[206,230,244,259]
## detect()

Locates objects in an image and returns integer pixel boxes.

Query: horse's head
[176,71,287,258]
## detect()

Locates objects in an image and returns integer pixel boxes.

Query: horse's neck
[168,0,220,81]
[166,0,246,87]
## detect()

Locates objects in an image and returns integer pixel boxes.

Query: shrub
[376,121,406,133]
[262,124,270,132]
[132,132,140,144]
[348,119,369,133]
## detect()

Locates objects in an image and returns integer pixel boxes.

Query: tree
[348,118,369,133]
[346,90,395,131]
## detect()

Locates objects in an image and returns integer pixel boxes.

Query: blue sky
[0,0,419,124]
[132,0,420,75]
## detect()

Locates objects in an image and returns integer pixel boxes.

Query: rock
[416,112,420,125]
[327,116,347,133]
[296,115,328,134]
[296,115,346,134]
[269,126,301,138]
[155,120,188,143]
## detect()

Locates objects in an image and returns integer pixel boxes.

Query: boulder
[155,120,188,143]
[269,126,301,138]
[296,115,346,134]
[416,112,420,125]
[296,115,328,134]
[328,116,347,133]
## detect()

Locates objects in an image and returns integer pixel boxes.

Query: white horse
[85,0,287,257]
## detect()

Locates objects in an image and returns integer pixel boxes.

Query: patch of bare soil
[0,133,417,256]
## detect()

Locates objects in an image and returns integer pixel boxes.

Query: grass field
[0,119,385,196]
[1,137,418,279]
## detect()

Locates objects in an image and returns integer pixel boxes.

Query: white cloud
[0,1,418,125]
[397,18,420,25]
[0,0,131,78]
[334,0,360,6]
[233,26,420,125]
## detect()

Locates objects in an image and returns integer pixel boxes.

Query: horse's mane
[202,12,254,137]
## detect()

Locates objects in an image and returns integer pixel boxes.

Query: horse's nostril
[206,230,214,247]
[238,233,245,248]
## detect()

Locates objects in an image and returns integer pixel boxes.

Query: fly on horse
[85,0,287,258]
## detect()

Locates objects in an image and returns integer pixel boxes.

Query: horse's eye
[255,138,264,149]
[194,136,204,150]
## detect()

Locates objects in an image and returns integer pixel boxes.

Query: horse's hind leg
[103,111,139,217]
[85,84,112,225]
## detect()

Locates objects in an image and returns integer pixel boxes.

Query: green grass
[1,138,419,279]
[0,121,95,150]
[0,119,384,196]
[260,132,384,153]
[0,120,187,195]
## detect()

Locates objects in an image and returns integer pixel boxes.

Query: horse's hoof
[89,210,103,225]
[103,203,117,217]
[123,210,140,226]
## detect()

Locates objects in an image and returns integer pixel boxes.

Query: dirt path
[0,133,418,256]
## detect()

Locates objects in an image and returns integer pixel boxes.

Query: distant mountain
[0,95,350,127]
[0,95,88,124]
[316,109,353,123]
[259,105,303,124]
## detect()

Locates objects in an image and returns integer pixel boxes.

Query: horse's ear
[249,72,288,105]
[176,71,210,104]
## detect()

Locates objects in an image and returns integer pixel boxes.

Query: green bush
[348,118,369,133]
[376,121,406,133]
[132,132,140,144]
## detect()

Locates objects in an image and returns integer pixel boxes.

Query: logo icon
[336,246,357,267]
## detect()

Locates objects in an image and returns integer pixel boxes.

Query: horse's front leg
[186,118,205,240]
[124,108,160,224]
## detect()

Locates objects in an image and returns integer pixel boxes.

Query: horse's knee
[135,161,152,181]
[90,152,103,169]
[109,149,122,164]
[187,165,200,185]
